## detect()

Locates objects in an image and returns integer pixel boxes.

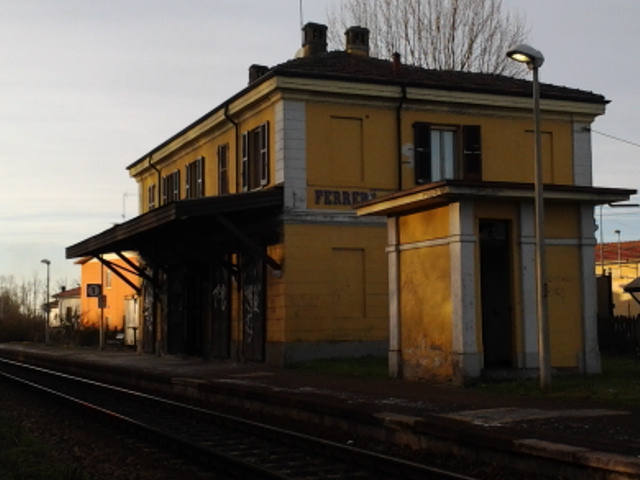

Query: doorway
[479,220,513,368]
[211,261,231,359]
[241,252,266,362]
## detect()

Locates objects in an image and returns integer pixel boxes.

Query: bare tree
[327,0,529,76]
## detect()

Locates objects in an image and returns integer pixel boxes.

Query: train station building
[67,23,633,382]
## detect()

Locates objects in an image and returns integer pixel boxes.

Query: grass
[475,355,640,406]
[289,355,640,406]
[0,414,86,480]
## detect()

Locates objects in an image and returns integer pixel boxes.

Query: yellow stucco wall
[135,106,276,213]
[303,103,577,208]
[545,203,584,367]
[282,222,388,343]
[482,120,573,184]
[305,102,397,209]
[398,207,450,244]
[266,244,285,342]
[393,197,586,379]
[397,110,574,186]
[306,103,397,190]
[546,246,583,366]
[399,243,453,380]
[80,256,139,331]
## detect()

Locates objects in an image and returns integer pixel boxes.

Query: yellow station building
[67,23,633,379]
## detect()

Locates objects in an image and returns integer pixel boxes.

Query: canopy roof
[66,187,284,270]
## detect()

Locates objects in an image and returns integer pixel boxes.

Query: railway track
[0,357,477,480]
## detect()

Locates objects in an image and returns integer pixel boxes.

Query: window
[185,157,204,199]
[161,170,180,204]
[147,183,156,210]
[241,122,269,191]
[431,128,456,181]
[218,144,229,194]
[414,123,482,184]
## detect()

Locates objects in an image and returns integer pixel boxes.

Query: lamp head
[41,259,50,266]
[507,44,544,69]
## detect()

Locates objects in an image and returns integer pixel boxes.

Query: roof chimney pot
[392,52,401,75]
[345,26,370,56]
[249,64,269,84]
[300,22,327,57]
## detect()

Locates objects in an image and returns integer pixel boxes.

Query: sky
[1,0,639,286]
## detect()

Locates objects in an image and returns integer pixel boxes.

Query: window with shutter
[414,123,432,184]
[148,183,156,210]
[413,123,482,184]
[260,122,269,186]
[241,122,270,191]
[186,157,205,199]
[218,144,229,194]
[241,132,249,191]
[161,170,180,204]
[462,125,482,181]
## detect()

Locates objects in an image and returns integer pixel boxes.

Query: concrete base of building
[266,340,388,367]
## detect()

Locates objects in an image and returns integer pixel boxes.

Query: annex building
[67,23,634,381]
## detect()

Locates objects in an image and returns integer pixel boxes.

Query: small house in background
[41,298,59,328]
[596,240,640,317]
[52,286,81,328]
[77,253,141,347]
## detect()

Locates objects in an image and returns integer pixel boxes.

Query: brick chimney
[300,22,327,57]
[345,26,370,56]
[249,64,269,84]
[392,52,401,75]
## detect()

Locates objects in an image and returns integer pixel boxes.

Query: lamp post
[507,44,550,389]
[615,229,622,277]
[41,259,50,345]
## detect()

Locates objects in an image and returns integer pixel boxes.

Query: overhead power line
[587,128,640,149]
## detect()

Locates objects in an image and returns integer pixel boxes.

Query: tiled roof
[595,240,640,264]
[54,287,81,299]
[267,51,607,104]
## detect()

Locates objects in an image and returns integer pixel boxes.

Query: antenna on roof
[299,0,304,29]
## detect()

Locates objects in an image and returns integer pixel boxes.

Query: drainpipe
[223,103,243,362]
[146,155,162,354]
[393,52,406,192]
[148,155,161,208]
[224,102,240,193]
[396,84,407,191]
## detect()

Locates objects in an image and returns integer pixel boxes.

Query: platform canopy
[66,187,284,271]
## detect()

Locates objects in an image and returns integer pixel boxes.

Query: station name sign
[312,188,382,208]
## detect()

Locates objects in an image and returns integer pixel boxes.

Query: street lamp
[41,259,51,345]
[507,44,550,389]
[615,229,622,276]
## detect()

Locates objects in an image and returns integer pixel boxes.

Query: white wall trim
[276,100,306,210]
[579,204,602,373]
[387,217,402,378]
[449,201,482,378]
[573,123,593,187]
[519,201,539,368]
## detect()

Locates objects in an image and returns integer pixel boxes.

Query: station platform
[1,343,639,479]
